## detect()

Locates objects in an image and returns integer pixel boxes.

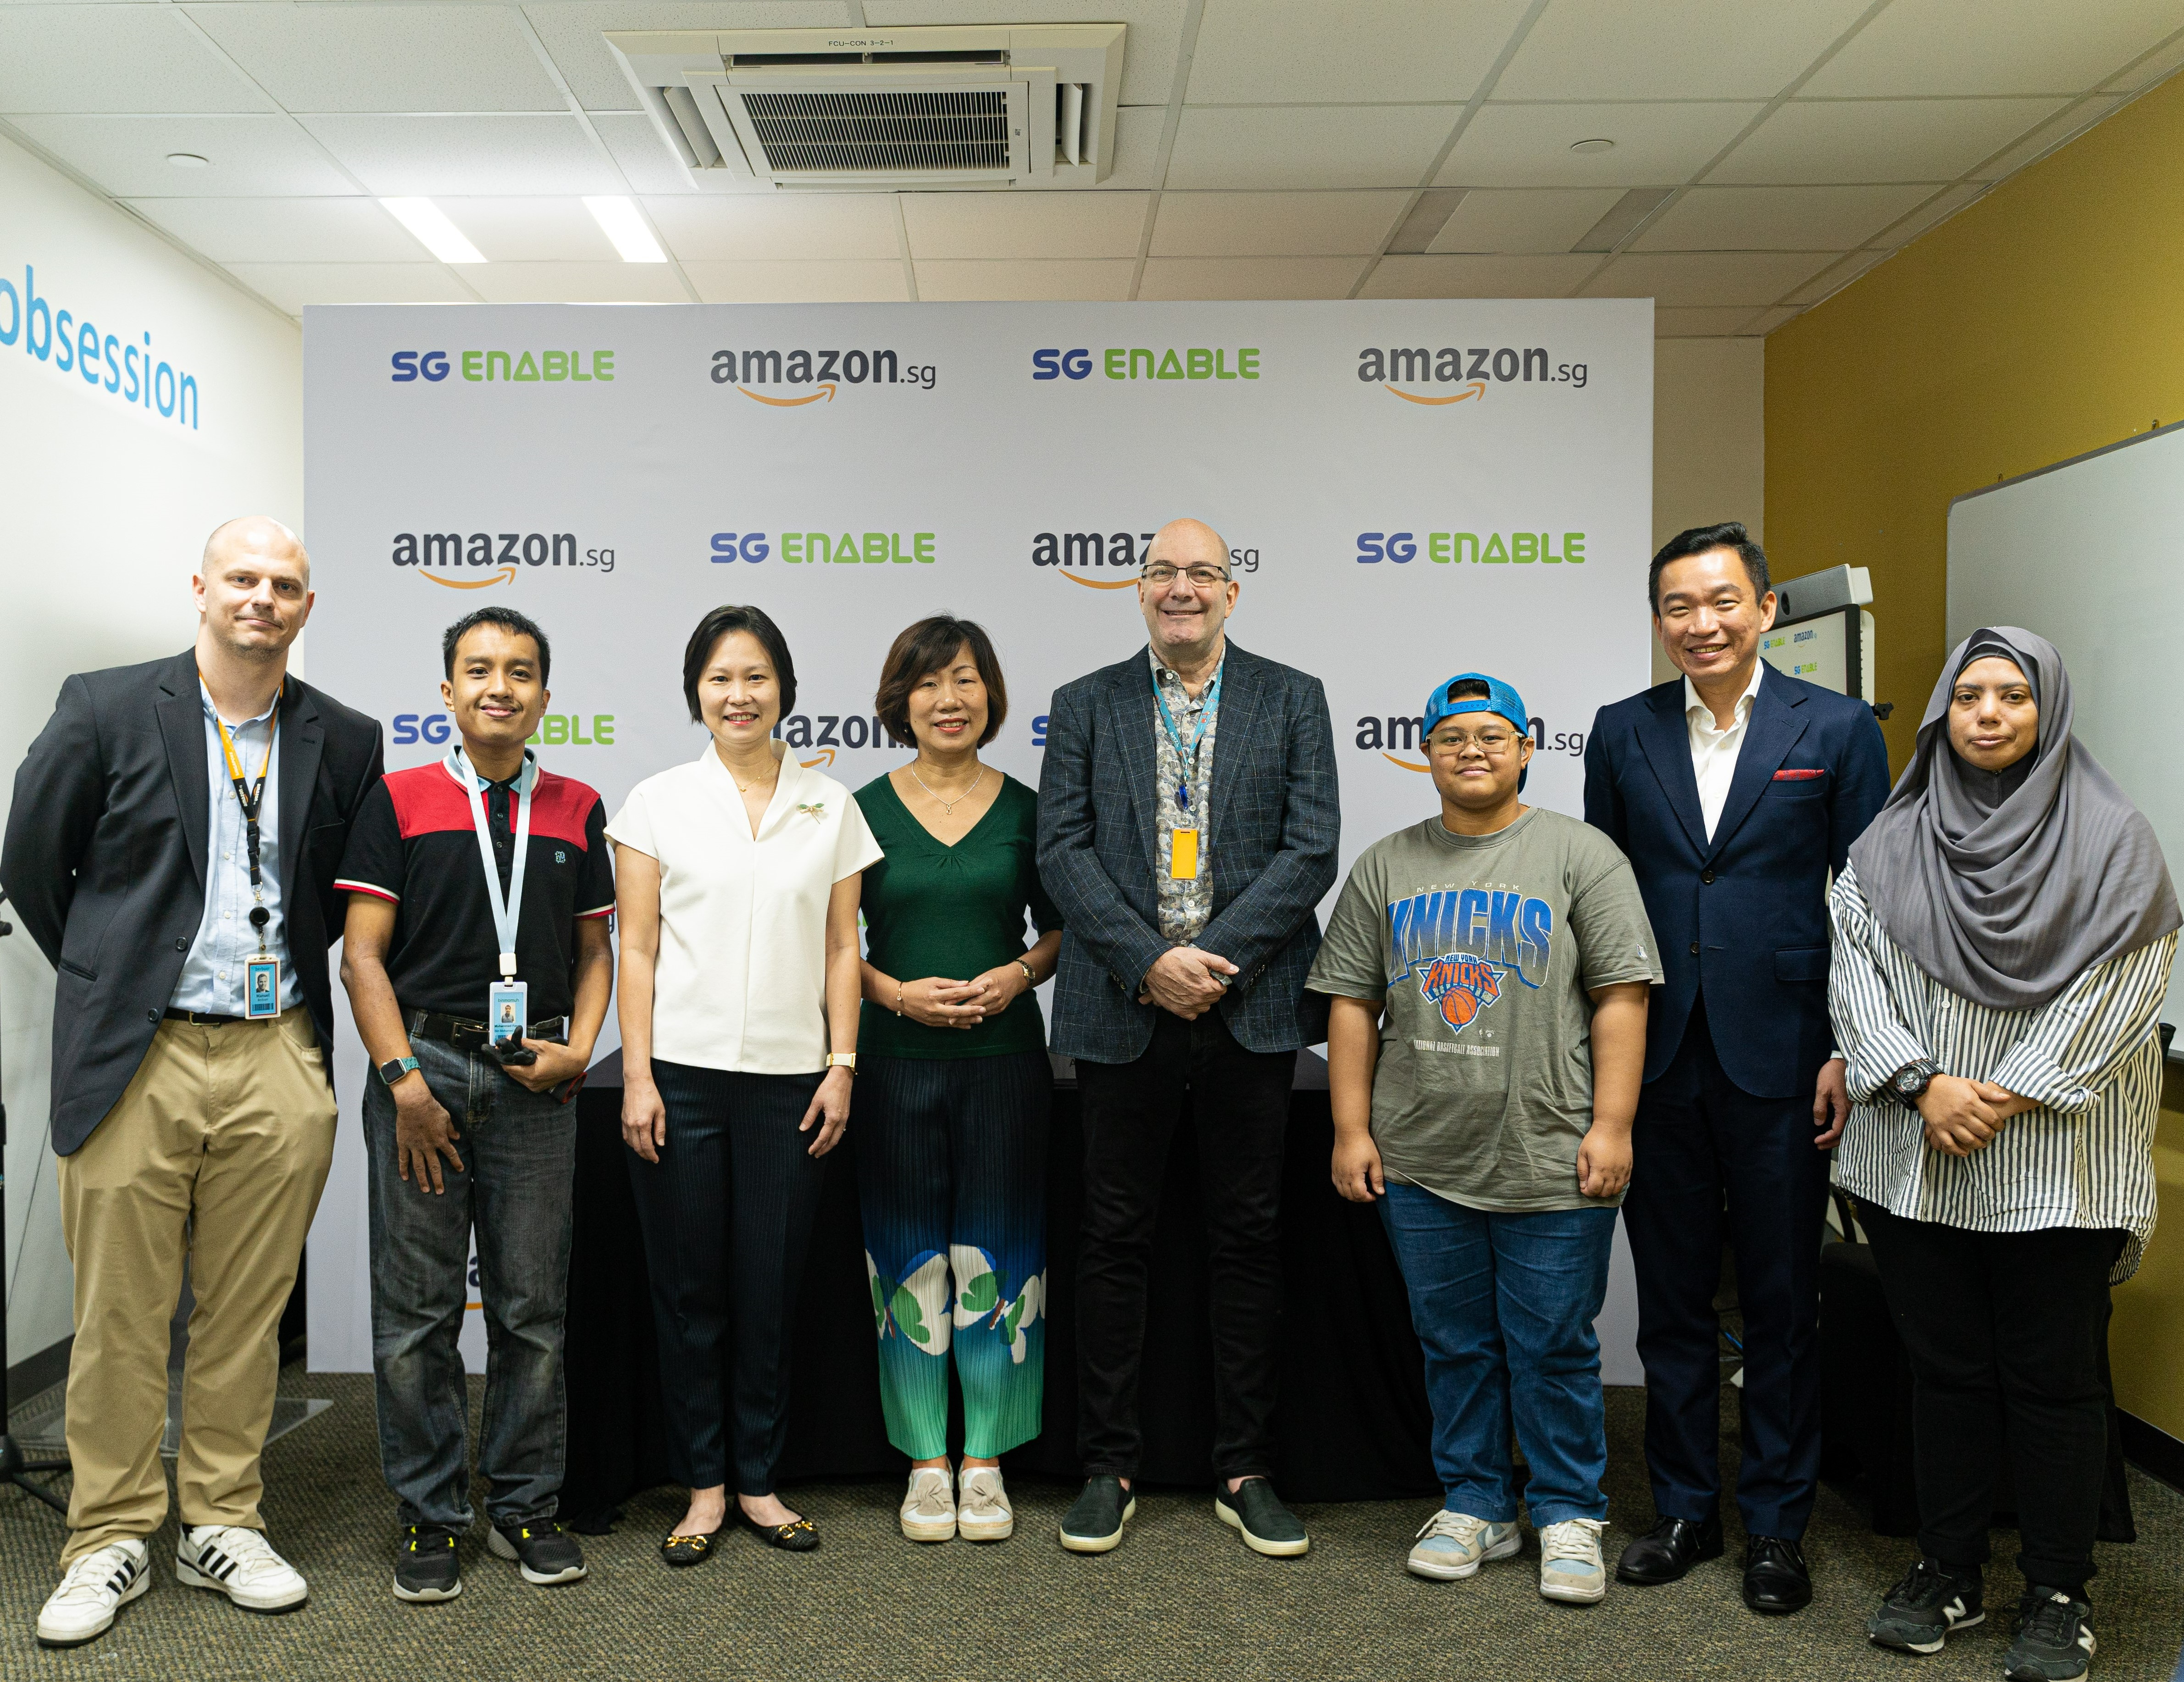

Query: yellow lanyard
[206,678,280,891]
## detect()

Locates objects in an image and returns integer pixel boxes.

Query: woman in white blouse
[1828,628,2178,1680]
[608,605,882,1563]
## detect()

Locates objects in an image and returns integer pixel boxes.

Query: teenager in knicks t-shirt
[1308,672,1660,1610]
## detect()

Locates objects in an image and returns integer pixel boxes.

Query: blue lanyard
[1151,664,1221,813]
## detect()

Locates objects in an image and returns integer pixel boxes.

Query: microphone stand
[0,891,69,1514]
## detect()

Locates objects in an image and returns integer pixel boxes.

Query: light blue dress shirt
[169,680,301,1015]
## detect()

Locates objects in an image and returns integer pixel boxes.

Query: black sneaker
[487,1519,588,1586]
[392,1525,461,1603]
[1058,1477,1135,1554]
[1213,1478,1309,1558]
[1867,1558,1984,1654]
[2005,1588,2095,1681]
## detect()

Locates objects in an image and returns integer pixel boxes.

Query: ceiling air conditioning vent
[608,24,1125,192]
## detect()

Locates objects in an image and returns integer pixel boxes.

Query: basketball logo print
[1419,956,1507,1036]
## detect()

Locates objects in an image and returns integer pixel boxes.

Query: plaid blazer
[1036,640,1339,1063]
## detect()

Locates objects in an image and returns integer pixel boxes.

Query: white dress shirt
[170,679,300,1015]
[1684,661,1765,841]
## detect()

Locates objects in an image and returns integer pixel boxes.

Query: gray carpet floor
[3,1370,2181,1680]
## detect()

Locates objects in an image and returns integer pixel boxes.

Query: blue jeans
[1377,1184,1618,1527]
[363,1033,576,1530]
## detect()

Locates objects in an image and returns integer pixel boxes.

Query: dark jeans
[1861,1204,2127,1593]
[363,1033,577,1530]
[1622,996,1831,1538]
[629,1060,826,1494]
[1074,1009,1294,1483]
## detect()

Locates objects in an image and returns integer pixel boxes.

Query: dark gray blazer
[1036,640,1339,1064]
[2,649,384,1155]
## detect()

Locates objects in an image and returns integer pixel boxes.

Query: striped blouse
[1827,863,2176,1284]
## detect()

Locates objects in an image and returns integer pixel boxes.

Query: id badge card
[244,957,281,1020]
[489,979,528,1045]
[1170,827,1200,881]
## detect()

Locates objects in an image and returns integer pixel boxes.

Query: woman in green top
[855,616,1062,1547]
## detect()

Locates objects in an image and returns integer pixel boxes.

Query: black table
[560,1049,1439,1523]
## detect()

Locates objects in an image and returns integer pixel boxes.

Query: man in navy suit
[1584,523,1888,1615]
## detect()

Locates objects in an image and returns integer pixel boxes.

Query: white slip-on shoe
[37,1540,152,1648]
[899,1467,957,1543]
[1537,1518,1610,1605]
[1408,1510,1522,1581]
[957,1466,1015,1542]
[176,1524,309,1613]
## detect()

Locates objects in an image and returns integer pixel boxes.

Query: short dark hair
[443,606,549,685]
[1444,678,1491,705]
[682,605,796,723]
[874,616,1008,749]
[1648,522,1770,613]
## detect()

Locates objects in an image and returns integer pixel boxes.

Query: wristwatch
[1888,1059,1941,1106]
[826,1052,858,1075]
[377,1054,420,1087]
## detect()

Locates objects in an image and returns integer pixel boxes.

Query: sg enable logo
[390,710,616,746]
[1033,347,1260,382]
[391,350,615,383]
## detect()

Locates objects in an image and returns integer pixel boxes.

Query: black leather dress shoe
[1615,1513,1724,1585]
[1743,1536,1813,1614]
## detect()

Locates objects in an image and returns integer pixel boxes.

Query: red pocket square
[1773,768,1826,781]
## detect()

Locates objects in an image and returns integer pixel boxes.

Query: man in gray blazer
[3,517,382,1649]
[1037,516,1338,1559]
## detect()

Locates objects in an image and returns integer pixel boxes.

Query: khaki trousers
[55,1007,337,1565]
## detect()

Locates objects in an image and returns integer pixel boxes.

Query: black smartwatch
[1888,1059,1941,1106]
[377,1055,420,1087]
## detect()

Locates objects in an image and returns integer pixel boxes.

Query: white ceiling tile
[1358,253,1600,298]
[643,194,901,261]
[1777,248,1890,306]
[121,197,428,263]
[2105,31,2184,92]
[1167,105,1458,190]
[1186,0,1531,105]
[1710,97,2068,184]
[0,8,273,115]
[296,115,625,195]
[682,259,907,302]
[183,4,566,114]
[1438,102,1763,188]
[592,111,700,194]
[1149,190,1410,255]
[1579,251,1835,305]
[1746,306,1806,334]
[436,199,621,262]
[1493,0,1874,100]
[901,191,1149,259]
[522,3,858,112]
[1427,188,1625,252]
[7,115,357,196]
[1868,181,1987,247]
[1967,96,2127,180]
[1654,306,1762,337]
[863,0,1187,106]
[1802,0,2184,96]
[1632,184,1936,251]
[1136,255,1367,299]
[224,262,476,313]
[460,261,689,303]
[912,259,1134,300]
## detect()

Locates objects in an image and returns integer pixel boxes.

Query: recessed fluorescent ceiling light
[584,197,667,263]
[380,198,485,264]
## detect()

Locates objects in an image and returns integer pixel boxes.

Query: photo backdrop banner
[302,298,1654,1380]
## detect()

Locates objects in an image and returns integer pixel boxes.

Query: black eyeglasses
[1141,563,1232,588]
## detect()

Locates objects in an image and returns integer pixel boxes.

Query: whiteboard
[1948,422,2184,1029]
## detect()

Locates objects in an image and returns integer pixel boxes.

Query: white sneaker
[176,1524,309,1613]
[37,1540,151,1648]
[899,1467,957,1543]
[1537,1518,1609,1604]
[1408,1510,1521,1580]
[957,1466,1015,1542]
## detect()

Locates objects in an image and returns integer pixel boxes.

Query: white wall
[1649,337,1766,685]
[0,128,301,1373]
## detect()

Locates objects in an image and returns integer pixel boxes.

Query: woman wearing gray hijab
[1828,628,2178,1682]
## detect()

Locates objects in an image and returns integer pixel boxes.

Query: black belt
[165,1007,245,1027]
[407,1009,567,1052]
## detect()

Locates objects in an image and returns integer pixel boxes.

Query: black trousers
[1861,1204,2126,1593]
[1074,1010,1295,1482]
[1622,997,1832,1538]
[628,1060,826,1495]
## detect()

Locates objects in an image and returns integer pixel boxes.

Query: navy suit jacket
[1036,641,1339,1064]
[1584,663,1889,1099]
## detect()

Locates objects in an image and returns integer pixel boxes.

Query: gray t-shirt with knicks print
[1307,808,1662,1213]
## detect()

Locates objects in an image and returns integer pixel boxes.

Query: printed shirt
[172,680,300,1016]
[336,750,615,1023]
[1684,660,1765,841]
[1828,862,2177,1283]
[1150,646,1222,943]
[1307,809,1662,1212]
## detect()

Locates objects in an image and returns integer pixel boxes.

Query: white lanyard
[452,746,532,979]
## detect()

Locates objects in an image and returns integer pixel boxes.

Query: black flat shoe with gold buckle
[748,1515,820,1553]
[660,1531,717,1568]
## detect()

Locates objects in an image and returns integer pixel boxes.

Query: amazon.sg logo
[389,530,616,589]
[1357,344,1588,405]
[709,346,937,407]
[1031,527,1260,590]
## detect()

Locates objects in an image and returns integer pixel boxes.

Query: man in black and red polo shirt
[336,605,613,1604]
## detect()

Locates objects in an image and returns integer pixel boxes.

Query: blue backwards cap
[1422,672,1531,791]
